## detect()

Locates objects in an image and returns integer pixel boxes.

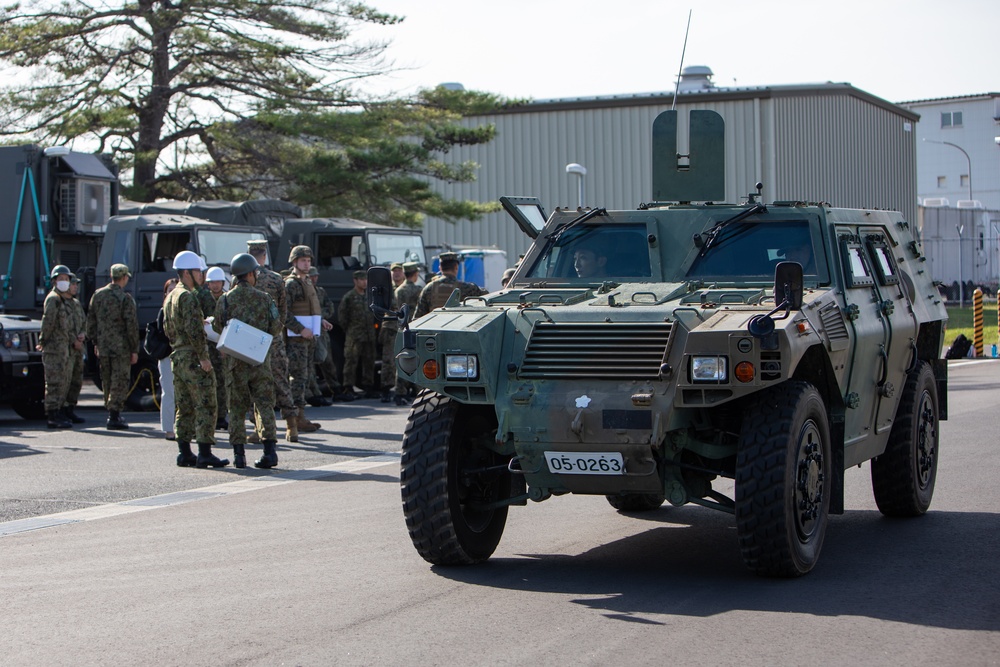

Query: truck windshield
[686,219,816,280]
[197,229,268,266]
[367,232,426,266]
[525,224,652,281]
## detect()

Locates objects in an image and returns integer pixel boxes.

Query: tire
[400,389,510,565]
[606,493,665,512]
[11,400,46,420]
[871,361,938,517]
[735,382,832,577]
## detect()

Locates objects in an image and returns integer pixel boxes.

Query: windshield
[686,219,816,281]
[368,232,426,266]
[196,229,267,266]
[525,224,652,281]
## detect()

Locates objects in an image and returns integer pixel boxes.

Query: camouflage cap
[438,252,462,263]
[402,262,420,274]
[390,262,403,271]
[308,267,319,277]
[111,263,132,279]
[288,245,313,262]
[352,270,367,279]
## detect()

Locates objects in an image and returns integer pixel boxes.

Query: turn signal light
[734,361,755,383]
[422,359,439,380]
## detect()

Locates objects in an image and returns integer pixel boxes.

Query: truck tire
[735,382,831,577]
[12,400,46,420]
[400,390,510,565]
[871,361,938,517]
[606,493,665,512]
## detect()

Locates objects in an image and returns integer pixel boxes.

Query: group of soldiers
[37,241,489,470]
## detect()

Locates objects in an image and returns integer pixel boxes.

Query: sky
[355,0,998,104]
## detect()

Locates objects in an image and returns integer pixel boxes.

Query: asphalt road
[1,363,998,666]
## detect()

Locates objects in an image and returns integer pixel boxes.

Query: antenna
[671,10,693,111]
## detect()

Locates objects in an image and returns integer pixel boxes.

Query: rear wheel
[872,361,938,516]
[606,493,665,512]
[12,400,46,420]
[736,382,831,577]
[400,390,510,565]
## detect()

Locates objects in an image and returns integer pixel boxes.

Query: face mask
[55,280,70,293]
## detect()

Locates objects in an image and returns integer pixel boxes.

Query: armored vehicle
[371,110,948,577]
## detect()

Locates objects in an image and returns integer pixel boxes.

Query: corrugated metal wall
[423,87,916,264]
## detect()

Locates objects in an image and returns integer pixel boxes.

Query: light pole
[957,223,965,307]
[565,163,587,208]
[924,138,972,202]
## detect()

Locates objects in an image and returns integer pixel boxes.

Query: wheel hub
[796,421,824,536]
[916,392,936,487]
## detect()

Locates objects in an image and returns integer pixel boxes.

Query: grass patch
[946,304,998,350]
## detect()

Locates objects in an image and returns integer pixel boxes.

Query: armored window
[687,219,816,281]
[866,236,899,286]
[842,242,874,288]
[525,223,651,281]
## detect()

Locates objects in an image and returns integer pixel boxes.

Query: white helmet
[172,250,203,271]
[205,266,226,282]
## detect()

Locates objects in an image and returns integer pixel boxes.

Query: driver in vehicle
[780,243,815,273]
[573,243,608,279]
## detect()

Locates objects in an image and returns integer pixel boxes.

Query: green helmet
[288,245,313,263]
[50,265,71,279]
[230,253,259,278]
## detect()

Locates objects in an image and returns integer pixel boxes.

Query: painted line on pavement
[0,452,400,538]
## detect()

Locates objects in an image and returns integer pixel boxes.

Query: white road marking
[0,453,400,538]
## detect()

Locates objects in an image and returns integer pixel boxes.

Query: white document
[287,315,321,337]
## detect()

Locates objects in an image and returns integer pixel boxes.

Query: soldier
[284,245,329,438]
[338,270,377,398]
[213,253,283,469]
[393,262,423,404]
[64,273,87,424]
[203,265,228,431]
[86,263,139,430]
[305,267,335,406]
[247,239,300,442]
[37,265,75,429]
[414,252,487,319]
[163,250,228,469]
[377,263,406,402]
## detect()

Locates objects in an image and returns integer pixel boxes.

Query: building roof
[898,92,1000,106]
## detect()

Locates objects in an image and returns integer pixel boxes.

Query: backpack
[945,333,972,360]
[143,308,172,361]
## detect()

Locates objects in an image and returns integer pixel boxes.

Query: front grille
[520,322,673,380]
[24,331,40,351]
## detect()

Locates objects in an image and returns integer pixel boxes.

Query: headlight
[445,354,479,380]
[691,355,727,382]
[3,331,21,349]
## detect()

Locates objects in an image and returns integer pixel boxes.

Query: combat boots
[195,443,230,469]
[47,410,72,429]
[297,408,320,432]
[285,415,299,443]
[176,441,198,467]
[233,443,246,469]
[106,410,129,430]
[254,439,279,469]
[64,406,85,424]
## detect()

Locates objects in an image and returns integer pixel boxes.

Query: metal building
[424,76,919,264]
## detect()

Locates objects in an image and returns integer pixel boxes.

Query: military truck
[370,109,948,577]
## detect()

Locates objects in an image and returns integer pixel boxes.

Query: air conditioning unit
[58,178,111,233]
[921,198,949,208]
[956,200,984,209]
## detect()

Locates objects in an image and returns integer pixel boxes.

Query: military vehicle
[370,109,948,577]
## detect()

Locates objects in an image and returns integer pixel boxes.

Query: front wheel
[400,390,510,565]
[871,361,938,516]
[736,382,832,577]
[606,493,665,512]
[11,400,46,420]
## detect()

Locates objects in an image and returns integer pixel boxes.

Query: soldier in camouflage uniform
[64,274,87,424]
[247,239,300,441]
[86,263,139,430]
[38,265,75,429]
[163,251,228,469]
[414,252,487,319]
[306,267,340,406]
[285,245,329,438]
[213,253,282,469]
[338,270,377,397]
[393,261,423,403]
[202,266,228,431]
[377,263,406,402]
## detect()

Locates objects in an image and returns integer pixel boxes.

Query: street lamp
[957,223,965,308]
[565,163,587,208]
[924,138,972,202]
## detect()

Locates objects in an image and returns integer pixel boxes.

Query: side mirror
[366,266,393,318]
[774,261,803,310]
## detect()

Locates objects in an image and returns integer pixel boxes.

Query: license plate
[543,451,625,475]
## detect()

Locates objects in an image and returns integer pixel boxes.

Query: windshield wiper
[698,202,767,257]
